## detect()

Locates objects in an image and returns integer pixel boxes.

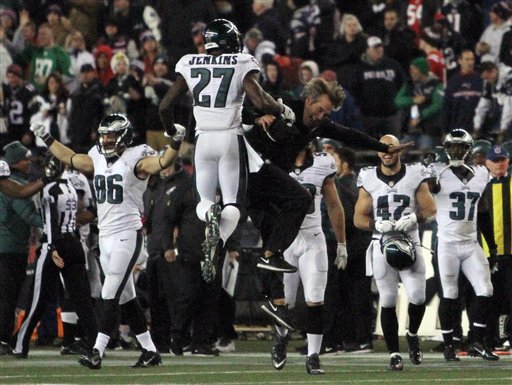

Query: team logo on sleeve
[140,147,156,158]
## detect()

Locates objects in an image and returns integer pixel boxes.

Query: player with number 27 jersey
[88,144,155,236]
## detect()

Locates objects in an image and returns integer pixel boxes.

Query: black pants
[0,253,27,343]
[169,258,219,348]
[13,235,98,354]
[247,163,311,300]
[487,256,512,346]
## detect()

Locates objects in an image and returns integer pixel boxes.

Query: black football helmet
[44,155,64,180]
[204,19,242,54]
[97,114,133,158]
[443,129,473,167]
[380,231,416,270]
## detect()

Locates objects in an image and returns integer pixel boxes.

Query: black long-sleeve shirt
[245,99,389,173]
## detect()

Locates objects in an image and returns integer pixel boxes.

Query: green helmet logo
[380,231,416,270]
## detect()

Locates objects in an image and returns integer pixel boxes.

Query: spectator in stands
[441,0,483,49]
[139,30,161,75]
[3,11,36,56]
[261,60,294,104]
[443,49,483,134]
[293,60,319,100]
[0,7,17,43]
[419,27,446,84]
[191,21,207,54]
[286,0,321,60]
[395,56,444,150]
[243,28,276,71]
[67,63,104,153]
[0,141,42,355]
[0,30,13,90]
[106,52,138,104]
[65,30,94,94]
[103,0,145,42]
[434,17,466,81]
[46,4,72,48]
[93,44,114,87]
[404,0,440,40]
[96,16,137,60]
[1,64,38,147]
[378,8,416,73]
[15,23,73,92]
[252,0,287,54]
[320,13,367,90]
[473,61,512,143]
[351,36,405,139]
[39,73,71,145]
[477,1,512,62]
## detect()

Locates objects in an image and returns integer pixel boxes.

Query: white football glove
[334,242,348,270]
[30,121,49,139]
[164,123,186,141]
[375,219,394,234]
[278,98,295,123]
[394,213,417,232]
[0,160,10,178]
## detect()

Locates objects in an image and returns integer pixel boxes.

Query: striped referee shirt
[40,180,78,244]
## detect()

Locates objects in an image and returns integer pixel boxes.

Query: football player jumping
[354,135,436,371]
[30,113,185,369]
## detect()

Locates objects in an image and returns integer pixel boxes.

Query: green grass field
[1,339,510,385]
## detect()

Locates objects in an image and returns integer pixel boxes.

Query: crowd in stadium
[0,0,511,374]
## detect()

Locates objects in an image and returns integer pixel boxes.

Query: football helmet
[380,231,416,270]
[44,155,64,180]
[204,19,242,54]
[443,129,473,167]
[471,139,492,157]
[97,114,133,158]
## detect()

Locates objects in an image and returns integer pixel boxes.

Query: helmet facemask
[443,129,473,167]
[97,114,133,158]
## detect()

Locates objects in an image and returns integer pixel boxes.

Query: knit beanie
[410,57,430,76]
[3,141,31,165]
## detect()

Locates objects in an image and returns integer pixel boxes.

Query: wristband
[43,134,55,147]
[170,139,181,151]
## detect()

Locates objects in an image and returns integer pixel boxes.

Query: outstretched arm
[0,178,44,198]
[159,74,189,136]
[30,122,94,176]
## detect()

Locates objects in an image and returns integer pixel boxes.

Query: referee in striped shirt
[12,156,98,357]
[482,145,512,349]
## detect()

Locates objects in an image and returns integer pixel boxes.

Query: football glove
[375,220,394,234]
[394,213,417,232]
[30,121,54,146]
[165,124,186,150]
[0,160,10,178]
[334,242,348,270]
[278,98,295,123]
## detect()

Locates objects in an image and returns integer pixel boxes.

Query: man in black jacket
[244,77,412,330]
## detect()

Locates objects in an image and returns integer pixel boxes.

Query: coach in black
[245,77,412,328]
[12,156,98,357]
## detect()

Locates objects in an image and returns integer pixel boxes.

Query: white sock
[307,334,323,356]
[94,332,110,357]
[136,331,157,352]
[275,325,288,338]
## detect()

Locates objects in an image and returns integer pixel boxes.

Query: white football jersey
[0,160,10,178]
[357,163,429,239]
[289,152,337,229]
[176,53,260,135]
[62,168,94,241]
[430,163,489,242]
[88,144,156,236]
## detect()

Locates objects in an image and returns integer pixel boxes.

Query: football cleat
[468,342,499,361]
[406,334,423,365]
[131,349,162,368]
[256,253,297,273]
[261,300,295,330]
[79,348,102,369]
[306,353,325,375]
[0,341,12,356]
[201,204,222,282]
[271,333,289,370]
[443,345,460,362]
[389,353,403,371]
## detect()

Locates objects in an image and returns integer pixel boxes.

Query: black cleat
[389,353,403,371]
[191,345,219,356]
[468,342,499,361]
[79,348,102,369]
[271,333,289,370]
[261,301,295,330]
[0,342,12,356]
[306,353,325,375]
[406,334,423,365]
[257,253,297,273]
[132,349,162,368]
[169,339,183,356]
[201,204,222,282]
[443,345,460,362]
